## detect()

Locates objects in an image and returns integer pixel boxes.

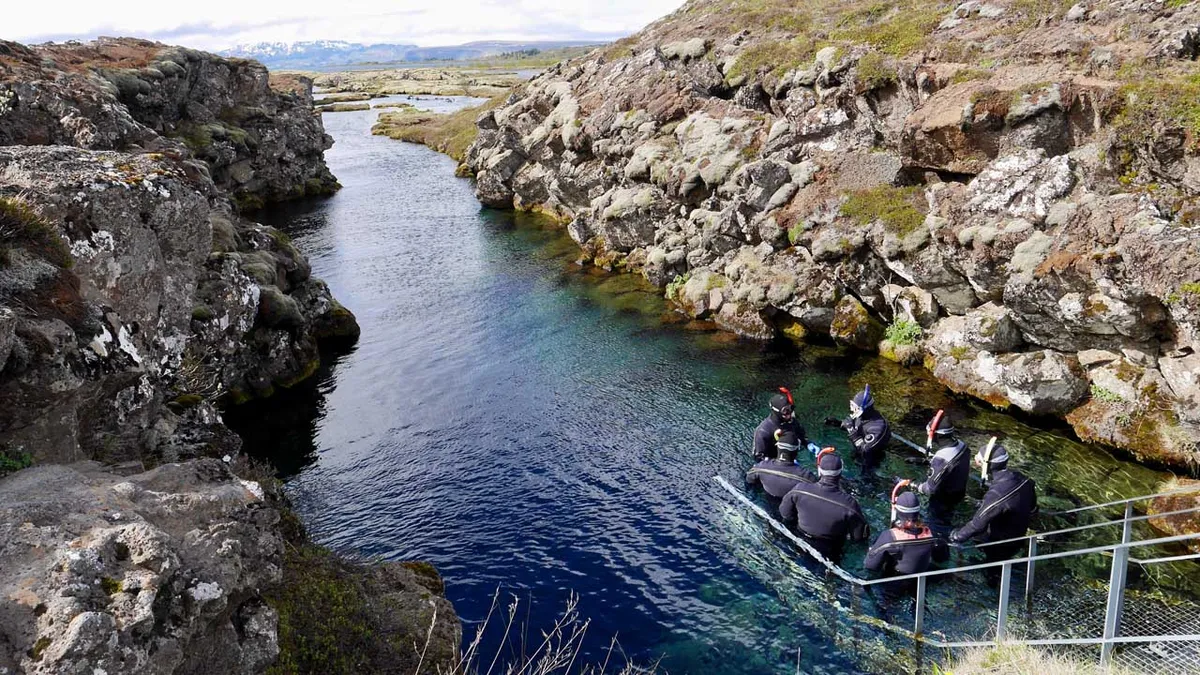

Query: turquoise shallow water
[228,96,1190,673]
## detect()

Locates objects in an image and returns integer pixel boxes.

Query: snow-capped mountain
[220,40,599,70]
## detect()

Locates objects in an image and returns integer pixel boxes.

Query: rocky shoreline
[0,37,460,673]
[463,0,1200,470]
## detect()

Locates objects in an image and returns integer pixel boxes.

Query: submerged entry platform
[714,475,1200,673]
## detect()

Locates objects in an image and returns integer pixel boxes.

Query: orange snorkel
[926,409,945,450]
[890,478,912,522]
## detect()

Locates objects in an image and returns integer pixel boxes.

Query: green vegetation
[883,318,922,346]
[787,222,807,245]
[1181,281,1200,296]
[855,52,897,90]
[100,577,123,595]
[727,38,815,81]
[831,1,947,57]
[29,637,51,661]
[840,185,926,236]
[1113,73,1200,153]
[950,68,993,85]
[371,96,505,164]
[0,448,33,476]
[1090,385,1125,404]
[665,273,690,301]
[948,344,971,362]
[0,197,71,269]
[191,305,215,322]
[267,544,377,675]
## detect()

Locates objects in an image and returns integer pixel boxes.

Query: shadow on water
[222,97,1198,674]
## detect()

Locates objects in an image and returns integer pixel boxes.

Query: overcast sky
[6,0,686,50]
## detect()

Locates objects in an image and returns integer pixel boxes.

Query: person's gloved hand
[917,482,929,495]
[949,529,966,544]
[823,416,842,427]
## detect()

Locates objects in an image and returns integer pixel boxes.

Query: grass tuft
[884,318,922,346]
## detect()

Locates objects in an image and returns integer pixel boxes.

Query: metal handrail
[713,476,1200,587]
[715,475,1200,668]
[965,504,1200,550]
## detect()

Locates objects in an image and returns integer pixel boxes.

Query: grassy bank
[371,97,505,167]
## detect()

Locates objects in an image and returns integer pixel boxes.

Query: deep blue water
[230,96,1178,674]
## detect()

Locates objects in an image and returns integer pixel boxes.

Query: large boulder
[0,460,282,675]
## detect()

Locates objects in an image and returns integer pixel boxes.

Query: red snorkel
[926,409,945,450]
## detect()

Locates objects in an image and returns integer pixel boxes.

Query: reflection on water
[226,96,1194,673]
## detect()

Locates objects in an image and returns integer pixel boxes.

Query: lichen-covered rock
[0,459,462,675]
[0,146,357,465]
[830,296,884,350]
[1148,479,1200,553]
[0,37,338,208]
[465,0,1200,466]
[0,460,281,675]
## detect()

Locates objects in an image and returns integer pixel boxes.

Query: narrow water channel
[227,96,1187,673]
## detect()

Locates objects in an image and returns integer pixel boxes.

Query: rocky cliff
[0,38,339,209]
[0,39,359,467]
[0,459,460,674]
[467,0,1200,468]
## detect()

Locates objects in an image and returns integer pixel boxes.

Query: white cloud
[5,0,686,50]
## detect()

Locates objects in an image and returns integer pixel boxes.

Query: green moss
[855,52,897,90]
[170,394,204,409]
[267,544,377,675]
[840,185,926,235]
[29,637,51,661]
[100,577,123,595]
[1090,384,1125,404]
[1181,282,1200,296]
[0,197,72,269]
[883,318,922,346]
[948,345,971,362]
[191,305,215,322]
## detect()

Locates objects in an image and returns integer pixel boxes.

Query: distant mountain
[221,40,602,70]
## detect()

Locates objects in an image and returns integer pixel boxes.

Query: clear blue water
[230,96,1181,674]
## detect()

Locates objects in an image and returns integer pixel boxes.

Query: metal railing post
[1100,502,1135,665]
[1024,537,1037,606]
[996,562,1013,642]
[914,576,927,636]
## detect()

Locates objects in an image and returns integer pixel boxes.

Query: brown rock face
[467,0,1200,468]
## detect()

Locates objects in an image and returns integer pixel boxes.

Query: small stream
[228,96,1193,673]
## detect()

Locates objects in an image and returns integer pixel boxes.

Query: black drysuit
[746,459,815,499]
[865,525,949,599]
[752,414,807,461]
[840,409,891,473]
[779,476,869,562]
[953,468,1038,563]
[918,439,971,536]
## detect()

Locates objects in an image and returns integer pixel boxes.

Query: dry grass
[943,644,1135,674]
[441,589,656,675]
